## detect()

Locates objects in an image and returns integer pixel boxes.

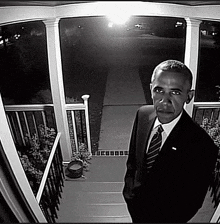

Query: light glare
[106,2,131,25]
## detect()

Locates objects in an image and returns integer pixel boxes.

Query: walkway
[98,65,145,152]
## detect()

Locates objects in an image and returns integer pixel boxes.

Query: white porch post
[0,94,47,222]
[184,18,202,117]
[43,18,72,162]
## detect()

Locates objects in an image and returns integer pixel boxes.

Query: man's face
[150,70,194,124]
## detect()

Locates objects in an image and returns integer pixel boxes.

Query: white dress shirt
[146,112,183,153]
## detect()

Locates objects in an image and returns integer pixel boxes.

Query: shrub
[18,125,56,195]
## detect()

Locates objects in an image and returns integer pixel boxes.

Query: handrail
[193,102,220,108]
[193,102,220,123]
[36,132,61,203]
[4,104,53,111]
[65,103,86,110]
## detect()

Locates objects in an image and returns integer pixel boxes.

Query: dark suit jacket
[123,105,218,222]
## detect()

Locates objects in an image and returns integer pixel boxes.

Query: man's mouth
[157,109,173,114]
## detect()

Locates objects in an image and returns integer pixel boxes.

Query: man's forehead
[155,70,189,82]
[152,71,191,90]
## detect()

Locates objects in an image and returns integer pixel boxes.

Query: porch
[3,97,220,222]
[1,1,220,223]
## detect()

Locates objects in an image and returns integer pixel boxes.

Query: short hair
[151,59,193,88]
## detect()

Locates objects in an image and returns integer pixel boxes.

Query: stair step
[65,192,125,204]
[63,181,124,192]
[57,156,132,222]
[66,215,132,223]
[57,203,131,222]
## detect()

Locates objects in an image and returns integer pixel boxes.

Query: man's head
[150,59,194,124]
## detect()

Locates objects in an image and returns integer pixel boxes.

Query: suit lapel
[159,110,190,157]
[137,108,156,158]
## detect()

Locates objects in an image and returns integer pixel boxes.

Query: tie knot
[157,125,163,134]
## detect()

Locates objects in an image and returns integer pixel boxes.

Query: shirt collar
[153,111,183,136]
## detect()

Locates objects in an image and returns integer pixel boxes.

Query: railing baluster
[82,95,92,154]
[15,111,26,145]
[6,113,16,144]
[50,166,59,209]
[53,152,63,196]
[218,109,220,122]
[71,110,79,153]
[41,110,47,128]
[40,193,54,223]
[51,162,61,201]
[46,178,57,220]
[210,109,214,122]
[80,110,84,143]
[8,113,21,145]
[32,112,39,139]
[23,111,31,138]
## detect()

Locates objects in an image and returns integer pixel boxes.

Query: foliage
[71,143,92,171]
[201,117,220,208]
[18,125,56,195]
[200,117,220,150]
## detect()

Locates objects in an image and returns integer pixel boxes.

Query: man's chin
[156,111,174,124]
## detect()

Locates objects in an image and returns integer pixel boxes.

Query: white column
[43,18,72,162]
[184,18,202,117]
[0,94,47,222]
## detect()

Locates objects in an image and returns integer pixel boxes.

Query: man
[123,59,218,222]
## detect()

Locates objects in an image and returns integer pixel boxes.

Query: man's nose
[160,94,171,104]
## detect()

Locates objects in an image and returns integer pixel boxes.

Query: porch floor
[56,156,216,223]
[56,52,216,222]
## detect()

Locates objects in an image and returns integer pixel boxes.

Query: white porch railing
[193,102,220,125]
[36,132,64,222]
[65,95,92,155]
[4,94,92,156]
[4,94,92,222]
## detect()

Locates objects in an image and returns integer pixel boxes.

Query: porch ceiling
[0,1,220,7]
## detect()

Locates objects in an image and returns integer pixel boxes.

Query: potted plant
[65,142,92,179]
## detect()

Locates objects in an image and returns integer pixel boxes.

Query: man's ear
[186,89,195,104]
[150,84,153,98]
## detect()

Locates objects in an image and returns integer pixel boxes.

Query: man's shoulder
[138,105,154,114]
[136,105,156,122]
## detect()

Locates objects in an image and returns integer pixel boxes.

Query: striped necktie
[146,125,163,173]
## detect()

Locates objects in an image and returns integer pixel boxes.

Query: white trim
[184,18,201,117]
[0,166,27,222]
[43,18,72,162]
[36,132,61,203]
[1,2,220,26]
[210,203,220,222]
[0,94,47,222]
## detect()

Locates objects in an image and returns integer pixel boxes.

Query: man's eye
[154,88,163,93]
[171,91,180,95]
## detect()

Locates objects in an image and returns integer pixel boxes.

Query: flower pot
[65,160,83,178]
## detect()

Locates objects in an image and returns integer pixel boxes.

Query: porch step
[62,181,124,192]
[56,181,132,223]
[71,216,131,223]
[69,191,125,204]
